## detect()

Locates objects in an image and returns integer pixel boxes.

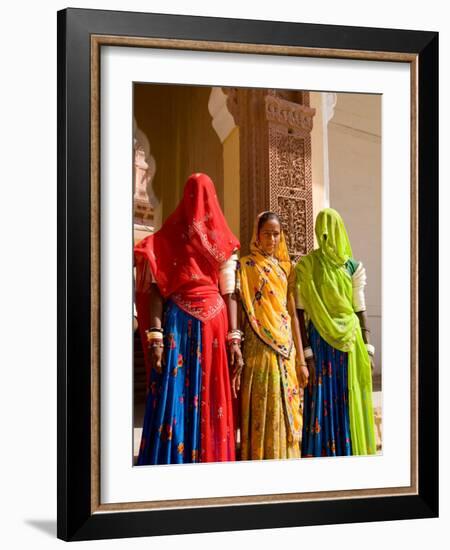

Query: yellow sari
[237,216,302,460]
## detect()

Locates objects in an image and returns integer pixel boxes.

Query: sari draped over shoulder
[238,251,293,359]
[296,208,376,456]
[238,214,302,458]
[135,172,240,324]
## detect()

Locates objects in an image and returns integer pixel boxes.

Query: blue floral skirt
[137,301,202,465]
[301,322,352,457]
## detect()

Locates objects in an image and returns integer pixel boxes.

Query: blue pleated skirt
[301,322,352,457]
[137,301,202,465]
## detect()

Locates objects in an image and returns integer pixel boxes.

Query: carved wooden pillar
[224,88,315,259]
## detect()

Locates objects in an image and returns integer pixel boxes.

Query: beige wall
[223,126,240,240]
[328,93,382,378]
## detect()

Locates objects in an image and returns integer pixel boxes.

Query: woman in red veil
[134,173,242,464]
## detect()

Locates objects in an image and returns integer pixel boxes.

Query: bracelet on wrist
[145,330,164,342]
[303,346,313,359]
[365,343,375,356]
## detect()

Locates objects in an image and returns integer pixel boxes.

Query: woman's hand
[297,364,309,388]
[229,342,244,398]
[149,346,164,374]
[306,355,316,387]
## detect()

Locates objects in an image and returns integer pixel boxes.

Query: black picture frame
[57,7,438,542]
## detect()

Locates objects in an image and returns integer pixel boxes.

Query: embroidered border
[188,219,228,264]
[171,293,225,322]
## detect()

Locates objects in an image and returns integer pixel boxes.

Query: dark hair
[257,211,281,236]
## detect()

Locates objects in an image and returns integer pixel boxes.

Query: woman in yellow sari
[233,212,308,460]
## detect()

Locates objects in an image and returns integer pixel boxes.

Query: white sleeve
[352,262,367,312]
[219,252,238,295]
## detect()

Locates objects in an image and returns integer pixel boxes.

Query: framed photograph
[57,8,438,541]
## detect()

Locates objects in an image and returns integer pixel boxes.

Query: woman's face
[258,218,281,256]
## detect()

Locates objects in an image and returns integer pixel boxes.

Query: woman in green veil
[295,208,376,457]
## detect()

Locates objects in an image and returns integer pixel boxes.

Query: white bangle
[303,346,313,359]
[365,343,375,356]
[227,330,243,341]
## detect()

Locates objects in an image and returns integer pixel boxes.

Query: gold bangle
[145,330,163,342]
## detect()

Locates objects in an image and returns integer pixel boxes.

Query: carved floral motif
[265,95,315,135]
[271,132,306,190]
[277,197,308,257]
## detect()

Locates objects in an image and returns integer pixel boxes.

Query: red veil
[134,172,240,462]
[135,172,239,322]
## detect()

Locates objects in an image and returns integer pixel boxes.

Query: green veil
[295,208,376,455]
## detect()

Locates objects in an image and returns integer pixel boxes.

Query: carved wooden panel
[266,95,315,260]
[277,197,308,258]
[270,131,306,191]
